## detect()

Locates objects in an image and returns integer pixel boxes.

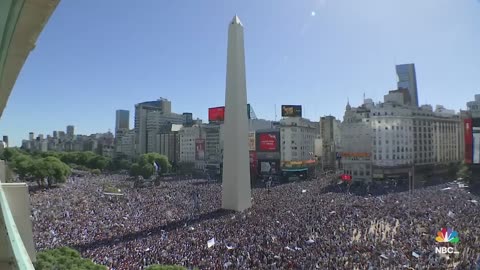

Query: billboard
[465,119,473,164]
[208,107,225,122]
[195,139,205,160]
[248,132,256,151]
[208,104,252,122]
[258,159,280,174]
[281,105,302,117]
[256,131,280,152]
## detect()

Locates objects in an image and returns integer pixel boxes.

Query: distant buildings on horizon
[14,63,480,183]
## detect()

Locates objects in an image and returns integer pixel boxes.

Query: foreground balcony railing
[0,182,35,270]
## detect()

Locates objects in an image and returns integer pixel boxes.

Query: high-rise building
[115,110,130,133]
[29,132,34,141]
[66,125,74,138]
[134,98,173,155]
[53,131,58,139]
[396,63,419,107]
[2,136,8,147]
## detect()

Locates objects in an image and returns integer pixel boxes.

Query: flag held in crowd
[207,238,215,248]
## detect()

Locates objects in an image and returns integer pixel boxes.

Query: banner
[249,132,256,151]
[195,139,205,160]
[281,105,302,117]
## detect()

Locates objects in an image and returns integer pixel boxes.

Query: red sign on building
[258,133,278,152]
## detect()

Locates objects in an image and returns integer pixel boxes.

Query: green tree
[31,157,71,188]
[130,163,142,177]
[91,169,101,175]
[456,160,471,181]
[145,265,187,270]
[1,147,20,161]
[11,154,34,179]
[138,153,171,174]
[34,247,106,270]
[87,156,109,170]
[141,163,155,179]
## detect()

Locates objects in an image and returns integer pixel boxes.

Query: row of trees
[1,148,175,185]
[2,149,71,187]
[35,247,186,270]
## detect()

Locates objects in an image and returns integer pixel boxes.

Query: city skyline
[1,0,479,146]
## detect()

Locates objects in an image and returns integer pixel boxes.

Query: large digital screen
[257,132,280,152]
[208,107,225,122]
[208,104,252,122]
[281,105,302,117]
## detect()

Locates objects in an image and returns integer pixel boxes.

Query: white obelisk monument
[222,15,252,211]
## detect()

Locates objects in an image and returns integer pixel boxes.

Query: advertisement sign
[465,119,473,164]
[208,107,225,122]
[257,132,280,152]
[208,104,252,122]
[248,132,256,151]
[341,152,371,158]
[258,160,280,174]
[195,139,205,160]
[281,105,302,117]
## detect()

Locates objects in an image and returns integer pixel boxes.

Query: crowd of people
[30,173,480,269]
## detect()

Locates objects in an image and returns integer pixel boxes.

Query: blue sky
[1,0,480,146]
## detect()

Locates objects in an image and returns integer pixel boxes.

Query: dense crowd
[30,174,480,269]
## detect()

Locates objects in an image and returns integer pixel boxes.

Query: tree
[11,154,34,179]
[1,148,19,161]
[138,153,171,174]
[145,265,187,270]
[34,247,106,270]
[130,163,142,177]
[457,160,471,181]
[31,157,71,188]
[87,156,109,170]
[141,163,155,179]
[91,169,101,175]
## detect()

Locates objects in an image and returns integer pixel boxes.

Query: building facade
[279,117,317,163]
[341,96,462,182]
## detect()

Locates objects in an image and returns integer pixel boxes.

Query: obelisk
[222,15,252,211]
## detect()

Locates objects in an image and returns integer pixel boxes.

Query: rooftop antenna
[274,104,277,121]
[363,92,366,104]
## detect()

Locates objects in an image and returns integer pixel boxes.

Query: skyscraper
[2,136,8,147]
[396,63,418,107]
[115,110,130,133]
[66,125,75,138]
[134,98,174,155]
[222,15,251,211]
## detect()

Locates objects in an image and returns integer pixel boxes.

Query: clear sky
[1,0,480,146]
